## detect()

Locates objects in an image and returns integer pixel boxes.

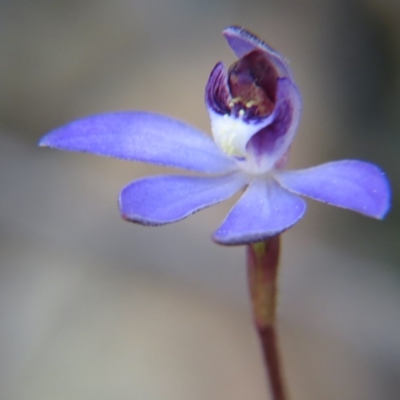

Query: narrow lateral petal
[213,178,306,245]
[275,160,391,219]
[120,172,248,225]
[246,77,302,171]
[223,26,293,79]
[39,111,237,174]
[205,62,231,115]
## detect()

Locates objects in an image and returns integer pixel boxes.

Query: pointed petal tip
[222,25,254,41]
[38,133,65,149]
[221,26,293,79]
[37,111,237,174]
[222,25,242,36]
[38,133,53,148]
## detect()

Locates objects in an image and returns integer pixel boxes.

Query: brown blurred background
[0,0,399,399]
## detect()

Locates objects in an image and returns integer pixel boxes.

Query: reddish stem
[246,236,288,400]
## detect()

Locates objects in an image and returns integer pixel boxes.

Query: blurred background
[0,0,399,399]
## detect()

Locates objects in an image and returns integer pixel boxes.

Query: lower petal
[275,160,390,219]
[213,178,306,245]
[120,172,248,225]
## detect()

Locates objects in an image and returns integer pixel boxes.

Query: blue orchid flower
[39,26,390,245]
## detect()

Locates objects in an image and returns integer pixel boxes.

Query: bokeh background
[0,0,399,399]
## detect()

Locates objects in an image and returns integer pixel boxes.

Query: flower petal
[207,106,276,158]
[275,160,391,219]
[245,77,302,171]
[223,26,293,79]
[120,172,248,225]
[205,62,232,115]
[205,62,277,157]
[213,178,306,245]
[39,111,237,174]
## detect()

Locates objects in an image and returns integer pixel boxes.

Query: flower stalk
[247,235,287,400]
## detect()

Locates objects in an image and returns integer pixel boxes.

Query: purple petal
[223,26,293,79]
[213,178,306,245]
[275,160,391,219]
[205,62,231,115]
[39,111,237,174]
[246,77,302,170]
[120,172,248,225]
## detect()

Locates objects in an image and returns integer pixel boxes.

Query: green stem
[247,236,288,400]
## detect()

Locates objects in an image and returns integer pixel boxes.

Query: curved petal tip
[119,172,247,226]
[222,26,293,79]
[276,160,391,220]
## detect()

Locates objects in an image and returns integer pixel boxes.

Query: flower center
[209,49,279,160]
[227,49,278,119]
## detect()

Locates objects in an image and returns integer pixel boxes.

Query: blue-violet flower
[39,26,390,245]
